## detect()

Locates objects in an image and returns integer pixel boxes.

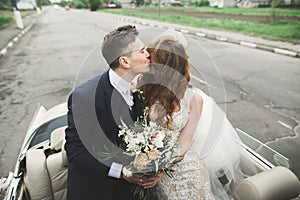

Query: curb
[1,12,299,59]
[116,16,300,59]
[0,16,38,59]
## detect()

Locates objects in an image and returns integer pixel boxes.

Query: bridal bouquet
[118,107,181,199]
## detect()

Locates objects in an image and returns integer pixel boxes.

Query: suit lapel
[131,92,142,121]
[100,71,114,111]
[100,71,135,126]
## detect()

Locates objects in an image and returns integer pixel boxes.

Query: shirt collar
[109,69,131,94]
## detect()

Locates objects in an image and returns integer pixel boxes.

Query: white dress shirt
[109,69,134,107]
[107,69,135,179]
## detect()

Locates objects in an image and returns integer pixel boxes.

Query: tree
[270,0,280,23]
[11,0,18,9]
[89,0,102,11]
[10,0,23,29]
[136,0,144,6]
[36,0,42,9]
[0,0,12,10]
[102,0,109,6]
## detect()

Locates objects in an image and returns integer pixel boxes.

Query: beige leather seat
[24,127,68,200]
[233,166,300,200]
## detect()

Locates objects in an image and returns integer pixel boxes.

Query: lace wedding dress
[150,87,256,200]
[149,88,215,200]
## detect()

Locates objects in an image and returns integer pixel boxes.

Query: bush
[0,15,13,29]
[60,1,73,7]
[194,0,209,6]
[292,25,300,39]
[144,0,151,6]
[74,0,85,8]
[90,0,102,11]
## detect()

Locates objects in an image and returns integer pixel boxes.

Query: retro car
[0,102,300,200]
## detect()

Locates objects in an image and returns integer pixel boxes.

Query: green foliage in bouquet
[118,107,182,199]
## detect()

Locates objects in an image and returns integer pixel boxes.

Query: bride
[138,35,256,199]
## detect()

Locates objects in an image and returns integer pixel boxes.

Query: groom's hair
[102,25,139,69]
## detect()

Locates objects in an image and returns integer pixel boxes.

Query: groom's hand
[121,172,143,186]
[121,166,162,188]
[121,173,161,188]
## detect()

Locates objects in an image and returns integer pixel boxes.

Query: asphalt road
[0,8,299,180]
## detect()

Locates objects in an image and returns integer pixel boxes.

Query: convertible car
[1,103,300,200]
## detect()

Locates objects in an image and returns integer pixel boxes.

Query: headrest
[233,166,300,200]
[24,149,53,200]
[50,126,67,151]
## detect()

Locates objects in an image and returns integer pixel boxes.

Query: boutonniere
[131,89,145,101]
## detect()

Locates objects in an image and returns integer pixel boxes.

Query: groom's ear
[119,56,130,69]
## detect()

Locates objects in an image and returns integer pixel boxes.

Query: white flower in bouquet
[152,131,165,148]
[118,107,181,199]
[118,107,181,175]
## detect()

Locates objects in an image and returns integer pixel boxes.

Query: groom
[65,25,159,200]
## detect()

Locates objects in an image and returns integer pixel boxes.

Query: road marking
[216,37,227,41]
[0,48,7,56]
[7,42,13,48]
[191,75,215,88]
[180,29,189,34]
[240,41,257,48]
[277,120,293,130]
[13,37,19,43]
[196,32,206,37]
[274,48,297,57]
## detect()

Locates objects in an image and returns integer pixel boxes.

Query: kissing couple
[65,25,255,200]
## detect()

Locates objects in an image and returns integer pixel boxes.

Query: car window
[28,115,67,148]
[236,129,292,169]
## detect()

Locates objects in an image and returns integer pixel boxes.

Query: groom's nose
[144,49,150,58]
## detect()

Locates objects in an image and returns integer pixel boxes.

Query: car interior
[24,126,68,200]
[20,126,300,200]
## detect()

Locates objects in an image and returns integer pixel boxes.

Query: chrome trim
[240,143,274,170]
[4,177,21,200]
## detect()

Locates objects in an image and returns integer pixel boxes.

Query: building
[209,0,236,7]
[17,0,36,9]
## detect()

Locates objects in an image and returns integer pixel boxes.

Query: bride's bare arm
[177,92,203,157]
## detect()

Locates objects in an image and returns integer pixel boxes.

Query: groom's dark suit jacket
[65,70,142,200]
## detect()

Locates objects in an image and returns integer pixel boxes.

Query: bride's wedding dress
[150,87,255,200]
[150,87,215,200]
[155,148,215,200]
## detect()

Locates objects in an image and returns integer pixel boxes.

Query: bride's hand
[142,172,164,189]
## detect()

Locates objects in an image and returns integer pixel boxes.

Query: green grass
[146,6,300,17]
[101,8,300,43]
[0,10,35,29]
[21,10,35,18]
[0,12,14,29]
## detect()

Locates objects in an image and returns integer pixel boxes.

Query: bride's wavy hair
[139,36,191,127]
